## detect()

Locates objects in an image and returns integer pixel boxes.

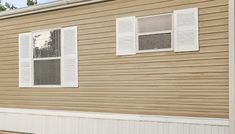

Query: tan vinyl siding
[0,0,229,118]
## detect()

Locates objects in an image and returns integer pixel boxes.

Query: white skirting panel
[0,108,229,134]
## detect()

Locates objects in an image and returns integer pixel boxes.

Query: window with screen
[138,14,173,52]
[33,29,61,86]
[19,26,78,88]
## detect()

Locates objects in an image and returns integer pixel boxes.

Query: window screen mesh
[34,59,61,85]
[139,33,171,50]
[138,14,172,33]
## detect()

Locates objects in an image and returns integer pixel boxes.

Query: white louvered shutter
[116,16,137,55]
[61,26,78,87]
[19,33,33,87]
[173,8,199,52]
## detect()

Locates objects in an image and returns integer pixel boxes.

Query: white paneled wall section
[0,108,229,134]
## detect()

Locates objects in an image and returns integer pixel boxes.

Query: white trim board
[0,108,229,134]
[0,108,228,126]
[229,0,235,134]
[0,0,106,19]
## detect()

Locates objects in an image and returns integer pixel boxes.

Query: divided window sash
[19,26,78,88]
[137,13,173,53]
[116,8,199,55]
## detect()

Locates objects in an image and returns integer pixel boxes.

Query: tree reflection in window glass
[33,29,61,58]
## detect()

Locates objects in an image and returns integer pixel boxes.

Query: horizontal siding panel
[0,85,228,92]
[0,95,228,103]
[0,100,228,111]
[0,58,228,70]
[0,91,228,97]
[0,79,228,86]
[200,11,228,21]
[79,52,228,64]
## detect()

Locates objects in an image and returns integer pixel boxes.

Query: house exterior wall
[0,0,229,119]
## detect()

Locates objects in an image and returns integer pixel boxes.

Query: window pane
[34,59,60,85]
[138,14,172,33]
[139,33,171,50]
[33,29,61,58]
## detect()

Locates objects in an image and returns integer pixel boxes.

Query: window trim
[33,85,62,88]
[136,13,174,53]
[31,28,62,88]
[138,30,172,36]
[33,57,61,61]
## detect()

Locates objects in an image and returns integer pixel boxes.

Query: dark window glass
[139,33,171,50]
[34,59,61,85]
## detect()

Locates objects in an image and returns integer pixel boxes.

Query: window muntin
[138,14,173,52]
[33,29,61,86]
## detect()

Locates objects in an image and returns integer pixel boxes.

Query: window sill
[137,48,173,53]
[32,85,62,88]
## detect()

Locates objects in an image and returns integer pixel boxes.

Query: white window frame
[136,13,174,53]
[31,28,63,88]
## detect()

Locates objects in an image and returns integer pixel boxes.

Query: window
[19,26,78,88]
[33,29,61,86]
[137,14,173,52]
[116,8,199,56]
